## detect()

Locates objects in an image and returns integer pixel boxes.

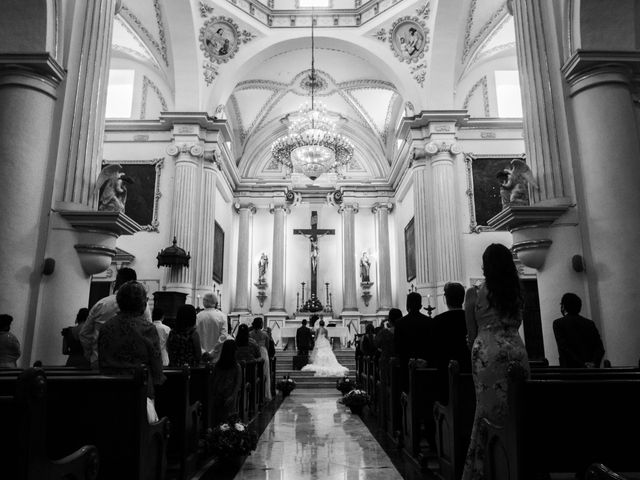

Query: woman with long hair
[249,317,272,401]
[235,323,260,362]
[167,304,202,367]
[462,243,530,479]
[212,339,242,423]
[62,308,91,368]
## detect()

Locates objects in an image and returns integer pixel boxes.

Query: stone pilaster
[339,203,359,312]
[269,204,289,312]
[372,203,393,311]
[233,203,256,313]
[411,150,436,289]
[195,153,220,297]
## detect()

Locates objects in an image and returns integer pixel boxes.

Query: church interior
[2,0,640,479]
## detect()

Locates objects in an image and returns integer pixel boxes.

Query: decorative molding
[140,76,168,119]
[203,61,220,86]
[462,75,490,117]
[461,0,509,64]
[119,3,168,67]
[199,1,214,17]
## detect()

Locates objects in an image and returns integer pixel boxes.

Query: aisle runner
[235,390,404,479]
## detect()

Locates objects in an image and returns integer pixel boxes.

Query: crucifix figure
[293,211,335,299]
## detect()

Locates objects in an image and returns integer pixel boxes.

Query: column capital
[166,142,204,158]
[562,52,637,97]
[338,203,359,214]
[0,53,65,98]
[424,141,463,156]
[371,202,394,214]
[234,202,257,214]
[203,147,221,170]
[269,204,290,214]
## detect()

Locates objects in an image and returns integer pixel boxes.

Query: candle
[427,294,432,305]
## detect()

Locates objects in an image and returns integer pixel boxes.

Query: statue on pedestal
[497,159,538,209]
[360,252,371,283]
[258,252,269,285]
[96,164,133,213]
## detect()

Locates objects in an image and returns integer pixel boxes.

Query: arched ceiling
[111,0,517,188]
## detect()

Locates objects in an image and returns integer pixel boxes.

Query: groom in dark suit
[296,319,314,356]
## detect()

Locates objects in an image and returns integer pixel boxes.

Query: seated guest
[61,308,91,368]
[553,293,605,368]
[296,319,314,355]
[212,339,242,424]
[167,305,202,367]
[432,282,471,403]
[152,307,171,367]
[359,323,377,357]
[0,314,21,368]
[235,324,261,362]
[98,281,165,400]
[375,308,402,383]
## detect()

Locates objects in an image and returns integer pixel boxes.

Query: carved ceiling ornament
[388,16,429,64]
[200,16,242,64]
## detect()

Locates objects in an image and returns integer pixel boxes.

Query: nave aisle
[234,389,404,479]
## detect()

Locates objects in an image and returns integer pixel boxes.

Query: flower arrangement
[276,375,296,397]
[336,376,355,395]
[208,420,258,458]
[341,389,370,413]
[302,294,323,312]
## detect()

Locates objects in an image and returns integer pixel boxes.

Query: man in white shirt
[196,293,227,362]
[152,307,171,366]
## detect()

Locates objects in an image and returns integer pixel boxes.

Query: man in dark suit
[296,319,314,356]
[432,282,471,403]
[553,293,605,368]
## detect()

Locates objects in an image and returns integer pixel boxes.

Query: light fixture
[271,9,354,181]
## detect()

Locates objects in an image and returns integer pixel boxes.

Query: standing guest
[80,267,150,366]
[98,281,165,406]
[553,293,605,368]
[167,305,202,367]
[394,292,436,391]
[359,323,377,357]
[265,327,276,359]
[375,308,402,383]
[249,317,272,401]
[462,244,529,479]
[152,307,171,367]
[61,308,91,368]
[432,282,472,403]
[196,293,227,362]
[235,324,261,362]
[0,314,21,368]
[296,319,314,355]
[211,339,242,424]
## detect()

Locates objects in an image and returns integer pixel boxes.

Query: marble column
[165,142,204,293]
[269,204,289,312]
[234,203,256,313]
[564,61,640,365]
[425,141,463,285]
[0,57,65,364]
[372,203,393,311]
[195,155,220,297]
[411,151,436,289]
[340,203,359,312]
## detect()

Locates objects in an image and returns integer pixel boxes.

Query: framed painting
[212,221,225,283]
[404,217,416,282]
[102,158,163,232]
[464,153,527,232]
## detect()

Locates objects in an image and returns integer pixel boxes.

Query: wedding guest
[167,304,202,367]
[211,339,242,424]
[196,293,227,361]
[462,244,529,479]
[359,323,377,357]
[152,307,171,367]
[98,281,165,400]
[61,308,91,368]
[0,314,20,368]
[375,308,402,383]
[235,324,261,362]
[432,282,471,403]
[553,293,605,368]
[265,326,276,359]
[249,317,272,401]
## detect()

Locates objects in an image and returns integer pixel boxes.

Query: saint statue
[95,164,133,213]
[360,252,371,283]
[258,252,269,284]
[497,159,538,209]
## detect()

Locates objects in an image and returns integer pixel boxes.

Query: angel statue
[95,164,133,213]
[258,252,269,284]
[496,158,538,209]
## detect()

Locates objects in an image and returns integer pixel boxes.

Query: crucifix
[293,211,335,299]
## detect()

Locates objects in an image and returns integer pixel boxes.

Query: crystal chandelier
[271,10,354,181]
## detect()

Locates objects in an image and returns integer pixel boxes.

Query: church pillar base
[265,313,288,350]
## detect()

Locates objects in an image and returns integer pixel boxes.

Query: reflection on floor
[234,389,404,480]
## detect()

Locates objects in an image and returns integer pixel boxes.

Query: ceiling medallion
[389,16,429,64]
[200,16,241,64]
[300,71,328,94]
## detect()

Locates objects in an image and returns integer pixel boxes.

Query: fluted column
[411,151,436,288]
[234,203,256,313]
[425,141,463,285]
[340,203,359,312]
[372,203,393,311]
[165,143,203,292]
[57,0,121,207]
[269,204,289,312]
[195,154,220,295]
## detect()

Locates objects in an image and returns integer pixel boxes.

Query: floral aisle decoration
[341,388,370,414]
[208,420,258,459]
[276,375,296,397]
[336,376,355,395]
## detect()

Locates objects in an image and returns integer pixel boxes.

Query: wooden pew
[155,366,202,480]
[270,356,277,399]
[386,357,403,447]
[365,355,379,415]
[483,363,640,480]
[433,360,475,480]
[189,363,215,433]
[237,361,251,422]
[586,463,629,480]
[244,359,258,419]
[256,358,266,408]
[375,358,386,428]
[400,361,438,464]
[0,369,100,480]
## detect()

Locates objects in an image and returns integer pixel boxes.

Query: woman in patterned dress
[462,243,530,479]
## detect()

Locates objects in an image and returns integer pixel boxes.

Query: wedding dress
[301,327,349,377]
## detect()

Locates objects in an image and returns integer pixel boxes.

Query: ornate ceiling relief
[140,76,168,119]
[462,76,490,117]
[120,0,169,67]
[374,3,430,87]
[461,0,509,65]
[199,12,257,86]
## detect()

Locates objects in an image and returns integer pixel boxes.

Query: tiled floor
[234,389,405,480]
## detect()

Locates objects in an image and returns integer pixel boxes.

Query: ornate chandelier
[271,11,354,181]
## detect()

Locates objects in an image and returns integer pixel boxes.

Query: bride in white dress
[301,320,349,377]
